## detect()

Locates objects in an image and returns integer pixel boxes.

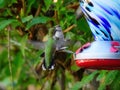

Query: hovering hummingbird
[28,25,74,70]
[42,27,56,70]
[42,25,74,70]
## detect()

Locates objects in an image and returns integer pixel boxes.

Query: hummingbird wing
[28,40,45,50]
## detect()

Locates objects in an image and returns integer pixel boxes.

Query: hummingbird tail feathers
[42,59,55,70]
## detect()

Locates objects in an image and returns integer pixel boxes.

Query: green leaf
[105,70,118,85]
[11,0,17,3]
[71,71,98,90]
[98,70,119,90]
[72,41,81,51]
[65,32,76,40]
[110,71,120,90]
[9,0,17,6]
[20,35,28,56]
[26,0,35,14]
[13,52,24,67]
[0,0,8,8]
[44,0,53,10]
[0,19,14,30]
[97,70,107,81]
[0,50,8,76]
[0,0,17,8]
[98,83,106,90]
[26,16,51,30]
[21,15,33,23]
[12,52,25,78]
[1,77,11,86]
[77,17,90,32]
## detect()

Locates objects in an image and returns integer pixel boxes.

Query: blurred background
[0,0,120,90]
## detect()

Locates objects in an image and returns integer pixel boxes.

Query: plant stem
[63,24,76,33]
[7,25,14,90]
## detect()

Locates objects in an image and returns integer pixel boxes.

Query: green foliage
[71,71,98,90]
[98,70,119,90]
[44,0,53,10]
[26,16,51,30]
[0,0,7,8]
[26,0,36,14]
[21,15,33,23]
[0,19,16,30]
[0,0,120,90]
[110,71,120,90]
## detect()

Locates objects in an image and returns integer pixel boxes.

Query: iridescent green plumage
[43,28,56,70]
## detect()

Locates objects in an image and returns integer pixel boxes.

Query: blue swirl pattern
[80,0,120,40]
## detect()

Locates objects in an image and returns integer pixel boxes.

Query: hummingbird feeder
[74,0,120,70]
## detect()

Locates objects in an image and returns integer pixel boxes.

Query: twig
[66,2,79,10]
[22,0,26,14]
[54,11,59,24]
[35,4,41,17]
[7,25,14,90]
[63,24,76,33]
[40,71,53,90]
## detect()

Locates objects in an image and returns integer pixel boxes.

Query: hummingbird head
[54,25,62,31]
[53,25,64,40]
[48,25,64,40]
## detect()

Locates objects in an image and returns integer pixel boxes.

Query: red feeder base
[75,41,120,70]
[75,59,120,70]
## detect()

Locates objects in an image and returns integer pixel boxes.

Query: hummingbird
[42,25,74,70]
[28,25,74,70]
[42,27,56,70]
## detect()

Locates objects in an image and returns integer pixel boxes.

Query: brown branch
[66,2,79,10]
[50,71,57,90]
[63,24,76,33]
[54,10,59,24]
[22,0,26,14]
[35,4,41,17]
